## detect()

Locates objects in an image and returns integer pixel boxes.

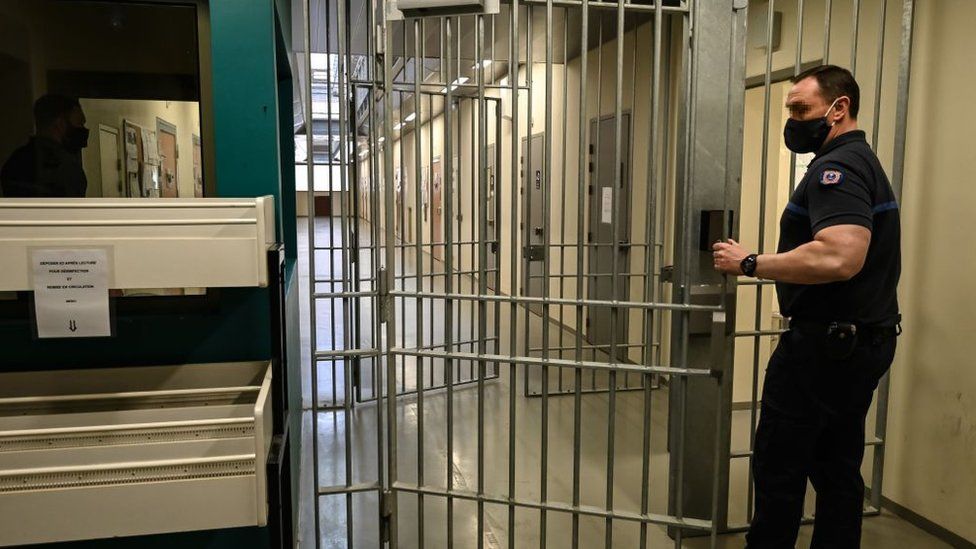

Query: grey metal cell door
[521,132,545,308]
[587,113,631,361]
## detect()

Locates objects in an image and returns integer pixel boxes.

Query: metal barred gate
[300,0,915,546]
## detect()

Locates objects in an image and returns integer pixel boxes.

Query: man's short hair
[791,64,860,119]
[33,94,81,131]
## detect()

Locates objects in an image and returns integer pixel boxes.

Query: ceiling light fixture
[471,59,492,70]
[404,112,416,122]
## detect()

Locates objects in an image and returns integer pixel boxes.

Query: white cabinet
[0,361,273,546]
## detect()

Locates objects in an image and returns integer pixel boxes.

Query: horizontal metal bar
[390,348,714,377]
[528,342,657,352]
[733,330,785,338]
[316,482,382,496]
[390,290,722,312]
[736,279,777,286]
[313,349,382,359]
[354,80,533,94]
[391,482,712,530]
[312,291,377,299]
[514,0,690,13]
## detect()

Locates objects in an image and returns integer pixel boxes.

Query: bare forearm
[756,241,857,284]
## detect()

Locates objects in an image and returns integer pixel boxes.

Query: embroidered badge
[820,169,843,185]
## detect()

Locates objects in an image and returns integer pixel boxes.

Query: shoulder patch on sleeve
[820,169,844,185]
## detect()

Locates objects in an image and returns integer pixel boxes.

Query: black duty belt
[788,318,902,344]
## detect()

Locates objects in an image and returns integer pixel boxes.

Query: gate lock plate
[525,245,545,261]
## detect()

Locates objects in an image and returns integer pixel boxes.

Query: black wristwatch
[740,254,759,277]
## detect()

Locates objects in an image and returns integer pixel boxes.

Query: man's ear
[833,96,851,122]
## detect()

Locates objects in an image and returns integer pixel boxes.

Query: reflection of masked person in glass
[1,94,89,197]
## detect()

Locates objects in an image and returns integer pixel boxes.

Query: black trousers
[745,325,896,549]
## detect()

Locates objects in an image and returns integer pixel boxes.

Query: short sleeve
[805,163,874,234]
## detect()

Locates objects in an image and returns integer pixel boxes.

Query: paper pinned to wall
[601,187,613,224]
[31,248,112,338]
[141,128,159,165]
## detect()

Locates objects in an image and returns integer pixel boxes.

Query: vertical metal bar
[476,16,489,549]
[429,48,437,392]
[521,5,534,399]
[444,17,457,548]
[334,0,356,542]
[873,0,915,513]
[823,0,832,63]
[557,6,569,389]
[625,0,639,393]
[398,91,405,383]
[301,0,320,544]
[605,0,625,544]
[653,18,672,391]
[572,0,589,544]
[639,3,663,547]
[674,1,699,543]
[494,98,502,375]
[851,0,861,75]
[788,0,805,194]
[380,9,399,549]
[591,12,604,385]
[328,37,339,411]
[870,0,888,150]
[414,17,427,548]
[365,0,386,537]
[540,0,553,544]
[508,3,521,544]
[746,0,777,523]
[455,17,464,390]
[470,58,477,384]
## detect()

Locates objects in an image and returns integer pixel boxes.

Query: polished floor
[295,217,950,548]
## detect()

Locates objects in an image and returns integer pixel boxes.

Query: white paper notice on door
[31,248,112,338]
[601,187,613,224]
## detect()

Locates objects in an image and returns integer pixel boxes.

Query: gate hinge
[732,0,748,11]
[378,267,391,323]
[380,489,394,543]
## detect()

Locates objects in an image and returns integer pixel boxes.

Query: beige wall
[79,99,201,198]
[884,0,976,542]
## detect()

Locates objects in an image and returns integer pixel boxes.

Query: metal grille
[300,0,915,547]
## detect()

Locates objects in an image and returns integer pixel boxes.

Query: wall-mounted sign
[31,248,112,338]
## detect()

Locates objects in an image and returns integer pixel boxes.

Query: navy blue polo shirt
[775,129,901,326]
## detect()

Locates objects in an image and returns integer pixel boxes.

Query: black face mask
[64,126,90,152]
[783,98,841,154]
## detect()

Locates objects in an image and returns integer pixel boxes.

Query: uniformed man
[1,94,89,197]
[712,64,901,548]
